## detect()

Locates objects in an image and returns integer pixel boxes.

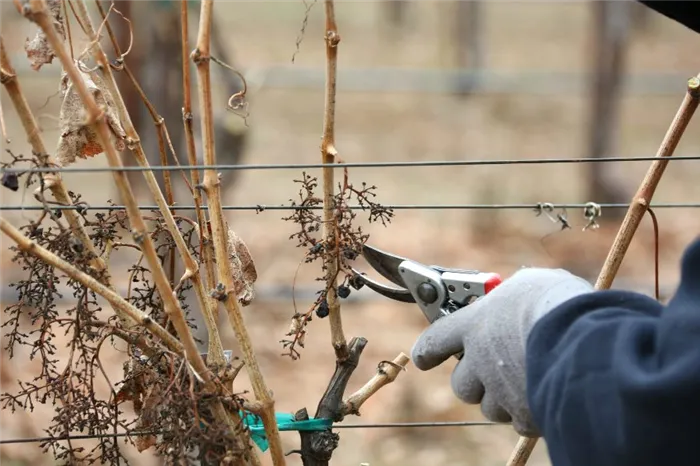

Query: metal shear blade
[349,244,417,302]
[361,244,410,288]
[349,267,416,303]
[353,244,449,323]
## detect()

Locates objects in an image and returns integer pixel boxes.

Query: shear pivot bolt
[417,282,438,303]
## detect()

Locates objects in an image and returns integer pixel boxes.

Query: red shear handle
[483,273,502,294]
[454,272,501,362]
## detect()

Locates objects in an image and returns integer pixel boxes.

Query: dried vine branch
[24,0,208,382]
[18,14,254,459]
[507,74,700,466]
[0,218,184,355]
[5,1,256,462]
[594,75,700,289]
[191,1,285,465]
[180,0,221,360]
[3,1,409,464]
[0,206,251,464]
[66,0,227,368]
[0,35,115,303]
[320,0,347,361]
[64,0,260,457]
[283,3,405,464]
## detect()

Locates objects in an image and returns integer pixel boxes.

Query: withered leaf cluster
[226,226,257,306]
[24,0,64,70]
[55,62,126,166]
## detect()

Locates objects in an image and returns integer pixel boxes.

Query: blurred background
[2,1,700,465]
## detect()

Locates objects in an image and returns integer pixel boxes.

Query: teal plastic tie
[239,411,333,452]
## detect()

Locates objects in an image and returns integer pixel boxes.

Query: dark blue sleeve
[638,1,700,35]
[526,236,700,466]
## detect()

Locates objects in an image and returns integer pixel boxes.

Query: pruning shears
[351,244,502,326]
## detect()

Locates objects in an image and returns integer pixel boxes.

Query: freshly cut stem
[192,1,284,464]
[505,75,700,466]
[321,0,348,361]
[70,0,226,366]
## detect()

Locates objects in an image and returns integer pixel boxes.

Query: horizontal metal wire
[3,155,700,175]
[2,202,700,212]
[335,421,499,428]
[11,56,695,96]
[0,421,501,445]
[0,277,670,306]
[250,66,700,96]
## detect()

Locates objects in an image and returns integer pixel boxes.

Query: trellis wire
[1,150,697,453]
[2,202,700,212]
[8,54,695,96]
[3,154,700,174]
[0,421,501,446]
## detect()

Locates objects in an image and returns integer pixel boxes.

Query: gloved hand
[410,267,594,437]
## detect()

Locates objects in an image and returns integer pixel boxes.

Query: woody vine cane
[280,1,410,464]
[506,75,700,466]
[2,0,409,464]
[6,0,271,463]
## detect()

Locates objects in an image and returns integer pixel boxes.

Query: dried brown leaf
[134,383,160,452]
[226,226,257,306]
[55,61,126,167]
[135,432,157,453]
[119,359,158,452]
[24,0,64,71]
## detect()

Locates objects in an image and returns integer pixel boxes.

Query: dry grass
[2,2,700,465]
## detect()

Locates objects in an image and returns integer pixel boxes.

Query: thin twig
[647,207,660,301]
[321,0,348,361]
[0,97,8,143]
[506,74,700,466]
[60,0,74,59]
[192,1,285,464]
